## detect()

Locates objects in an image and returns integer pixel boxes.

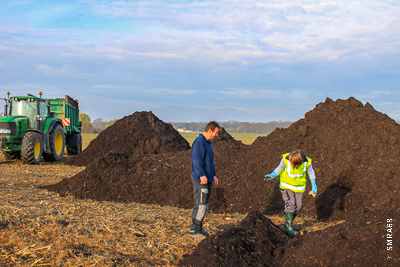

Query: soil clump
[179,211,289,267]
[65,111,190,167]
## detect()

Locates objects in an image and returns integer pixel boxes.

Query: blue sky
[1,0,399,122]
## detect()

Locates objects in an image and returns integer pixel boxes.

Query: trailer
[48,95,82,155]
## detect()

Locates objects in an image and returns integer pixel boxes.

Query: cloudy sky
[1,0,399,122]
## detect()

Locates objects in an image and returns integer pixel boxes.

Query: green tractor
[0,92,82,164]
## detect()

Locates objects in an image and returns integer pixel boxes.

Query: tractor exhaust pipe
[3,91,10,117]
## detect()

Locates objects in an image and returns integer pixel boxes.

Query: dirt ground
[0,156,339,266]
[0,157,241,266]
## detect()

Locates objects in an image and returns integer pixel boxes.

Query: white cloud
[2,0,399,67]
[35,64,77,76]
[355,90,400,99]
[212,88,309,100]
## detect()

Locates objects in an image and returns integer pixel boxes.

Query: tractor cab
[9,95,49,130]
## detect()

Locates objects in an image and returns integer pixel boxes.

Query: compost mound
[275,209,400,266]
[45,128,242,210]
[181,207,400,267]
[179,210,289,267]
[66,111,190,166]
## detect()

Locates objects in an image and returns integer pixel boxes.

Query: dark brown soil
[181,208,399,267]
[179,210,290,267]
[45,97,400,266]
[276,209,400,267]
[65,111,190,166]
[44,128,241,210]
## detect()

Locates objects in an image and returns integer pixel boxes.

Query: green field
[82,133,267,149]
[176,132,268,145]
[81,134,98,149]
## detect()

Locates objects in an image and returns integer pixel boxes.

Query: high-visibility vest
[279,153,312,193]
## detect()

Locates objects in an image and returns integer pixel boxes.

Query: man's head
[203,121,220,140]
[289,149,305,169]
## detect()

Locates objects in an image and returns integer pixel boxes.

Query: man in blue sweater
[189,121,220,238]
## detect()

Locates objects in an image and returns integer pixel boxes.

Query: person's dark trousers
[189,177,212,234]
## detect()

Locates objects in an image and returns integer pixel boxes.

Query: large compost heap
[65,111,190,167]
[46,97,400,266]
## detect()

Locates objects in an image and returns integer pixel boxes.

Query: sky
[1,0,399,122]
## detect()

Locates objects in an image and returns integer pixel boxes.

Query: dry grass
[0,135,344,266]
[0,160,248,266]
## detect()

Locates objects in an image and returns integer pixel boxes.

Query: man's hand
[200,176,208,184]
[212,176,218,185]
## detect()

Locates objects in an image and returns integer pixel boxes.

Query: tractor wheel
[43,124,65,162]
[66,133,82,155]
[21,132,43,164]
[2,151,20,161]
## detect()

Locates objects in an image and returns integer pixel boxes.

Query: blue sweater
[191,134,215,183]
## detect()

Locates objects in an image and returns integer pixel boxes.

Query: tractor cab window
[39,101,49,118]
[10,98,38,129]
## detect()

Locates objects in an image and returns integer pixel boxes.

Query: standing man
[189,121,220,238]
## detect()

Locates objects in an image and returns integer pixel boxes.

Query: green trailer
[48,95,82,155]
[0,92,82,164]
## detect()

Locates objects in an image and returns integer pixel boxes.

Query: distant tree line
[172,121,293,134]
[80,113,119,133]
[78,115,293,134]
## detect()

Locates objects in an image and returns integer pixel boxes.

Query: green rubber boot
[285,212,299,235]
[292,213,300,232]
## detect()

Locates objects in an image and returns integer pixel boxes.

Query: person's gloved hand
[310,179,317,195]
[264,172,277,181]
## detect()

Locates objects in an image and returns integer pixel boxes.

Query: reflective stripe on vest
[285,161,307,178]
[280,182,306,191]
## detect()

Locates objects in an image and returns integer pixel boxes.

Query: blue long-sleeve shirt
[191,134,215,183]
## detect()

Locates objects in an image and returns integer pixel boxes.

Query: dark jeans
[189,177,212,234]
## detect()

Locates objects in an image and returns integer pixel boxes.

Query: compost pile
[47,97,400,266]
[180,210,289,267]
[181,209,399,267]
[65,111,190,166]
[46,127,241,208]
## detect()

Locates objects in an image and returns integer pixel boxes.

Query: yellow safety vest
[279,153,312,193]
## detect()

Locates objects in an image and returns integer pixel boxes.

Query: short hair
[289,149,305,169]
[204,121,220,132]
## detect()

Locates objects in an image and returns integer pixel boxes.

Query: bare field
[178,133,267,145]
[0,135,341,266]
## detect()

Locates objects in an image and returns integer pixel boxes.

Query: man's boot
[285,212,299,235]
[292,213,300,231]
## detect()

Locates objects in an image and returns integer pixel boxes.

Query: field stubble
[0,134,338,266]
